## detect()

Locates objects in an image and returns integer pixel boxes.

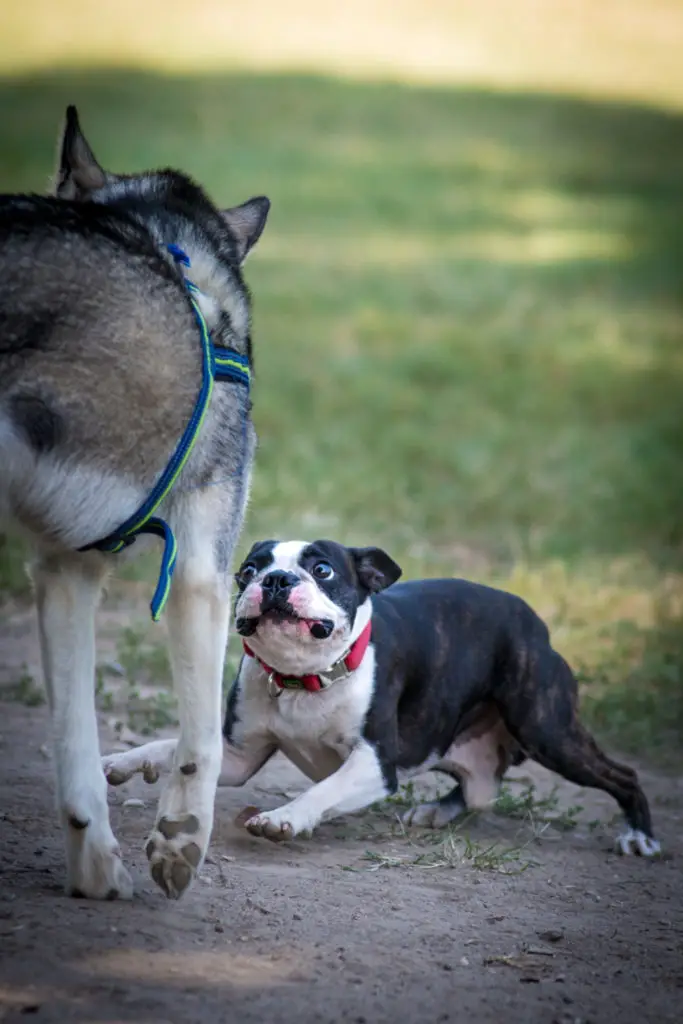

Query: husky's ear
[349,547,402,595]
[54,105,107,199]
[222,196,270,262]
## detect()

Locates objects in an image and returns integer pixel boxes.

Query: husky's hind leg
[33,551,133,899]
[144,491,236,899]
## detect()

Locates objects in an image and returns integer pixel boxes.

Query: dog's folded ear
[350,547,402,594]
[222,196,271,263]
[54,105,108,200]
[241,538,276,563]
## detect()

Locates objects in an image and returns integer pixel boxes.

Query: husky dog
[0,107,270,900]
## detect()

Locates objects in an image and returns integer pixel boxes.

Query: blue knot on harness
[80,245,251,621]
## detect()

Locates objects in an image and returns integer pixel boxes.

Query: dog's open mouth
[261,607,300,624]
[236,610,334,639]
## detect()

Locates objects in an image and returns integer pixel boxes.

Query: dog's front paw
[616,828,661,857]
[102,750,160,787]
[145,813,207,899]
[243,808,302,842]
[144,749,221,898]
[65,817,133,900]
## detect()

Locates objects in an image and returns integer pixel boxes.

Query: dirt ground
[1,597,682,1024]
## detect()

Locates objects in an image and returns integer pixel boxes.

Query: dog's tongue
[309,619,334,639]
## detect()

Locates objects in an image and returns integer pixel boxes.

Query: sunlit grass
[1,1,683,111]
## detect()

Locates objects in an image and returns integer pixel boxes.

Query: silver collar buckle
[318,655,351,689]
[266,649,352,699]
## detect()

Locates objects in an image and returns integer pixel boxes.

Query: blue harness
[81,245,251,621]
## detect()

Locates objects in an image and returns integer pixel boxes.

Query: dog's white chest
[276,732,346,783]
[256,650,376,783]
[268,685,360,781]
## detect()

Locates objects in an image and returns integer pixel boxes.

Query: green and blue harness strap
[80,244,251,621]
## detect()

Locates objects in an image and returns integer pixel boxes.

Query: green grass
[494,783,584,833]
[91,626,179,737]
[0,667,45,708]
[1,66,682,760]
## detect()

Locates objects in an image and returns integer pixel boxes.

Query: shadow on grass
[0,67,681,754]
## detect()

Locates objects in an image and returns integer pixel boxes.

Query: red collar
[243,620,372,693]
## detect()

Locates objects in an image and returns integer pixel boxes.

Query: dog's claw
[616,828,661,857]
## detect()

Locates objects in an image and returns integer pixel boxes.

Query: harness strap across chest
[80,244,251,621]
[243,620,373,693]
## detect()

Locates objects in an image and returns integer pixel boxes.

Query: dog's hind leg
[500,649,659,856]
[401,782,467,828]
[143,494,235,899]
[408,703,521,824]
[33,551,133,899]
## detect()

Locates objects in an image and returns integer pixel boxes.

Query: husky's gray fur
[0,107,270,900]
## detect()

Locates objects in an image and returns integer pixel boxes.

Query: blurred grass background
[1,1,682,760]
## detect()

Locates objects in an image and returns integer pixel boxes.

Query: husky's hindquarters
[0,106,270,900]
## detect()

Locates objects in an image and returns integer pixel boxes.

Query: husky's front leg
[33,551,133,899]
[144,513,232,899]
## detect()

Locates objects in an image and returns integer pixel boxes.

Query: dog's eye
[238,563,258,584]
[312,561,334,580]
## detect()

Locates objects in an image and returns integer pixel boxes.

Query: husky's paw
[244,808,300,842]
[145,814,206,899]
[401,797,466,829]
[616,829,661,857]
[102,750,160,787]
[65,817,133,900]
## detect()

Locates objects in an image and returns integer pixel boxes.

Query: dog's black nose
[262,570,299,596]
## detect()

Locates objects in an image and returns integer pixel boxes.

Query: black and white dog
[104,539,659,864]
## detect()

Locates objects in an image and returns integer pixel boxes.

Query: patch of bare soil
[1,597,682,1024]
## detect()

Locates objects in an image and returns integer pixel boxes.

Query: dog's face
[234,540,402,671]
[53,105,269,264]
